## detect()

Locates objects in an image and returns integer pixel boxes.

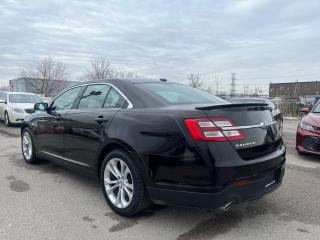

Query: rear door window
[104,88,125,108]
[78,84,110,109]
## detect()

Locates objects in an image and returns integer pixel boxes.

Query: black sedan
[21,79,286,216]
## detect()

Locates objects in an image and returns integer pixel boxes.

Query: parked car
[21,79,286,216]
[296,101,320,155]
[225,97,283,135]
[0,92,43,126]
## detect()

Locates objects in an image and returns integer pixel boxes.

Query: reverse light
[184,118,244,141]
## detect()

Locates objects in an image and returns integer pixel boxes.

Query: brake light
[184,118,244,141]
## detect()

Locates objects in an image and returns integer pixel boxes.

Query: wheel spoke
[111,160,121,178]
[106,184,119,194]
[120,188,126,207]
[28,146,32,155]
[23,136,28,144]
[120,161,127,176]
[115,189,121,206]
[124,186,133,199]
[104,178,118,185]
[107,164,118,178]
[124,180,133,190]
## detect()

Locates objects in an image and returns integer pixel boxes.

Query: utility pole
[230,73,236,96]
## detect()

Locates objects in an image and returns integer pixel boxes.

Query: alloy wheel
[104,158,134,209]
[4,113,9,126]
[22,131,33,160]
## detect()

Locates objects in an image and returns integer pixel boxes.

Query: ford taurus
[20,79,286,216]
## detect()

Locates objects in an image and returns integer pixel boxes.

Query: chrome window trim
[220,121,277,131]
[50,82,133,109]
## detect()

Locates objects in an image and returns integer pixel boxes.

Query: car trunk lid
[195,103,282,160]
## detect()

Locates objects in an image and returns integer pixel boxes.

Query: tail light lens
[184,118,244,141]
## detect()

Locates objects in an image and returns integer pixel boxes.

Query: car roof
[85,78,171,85]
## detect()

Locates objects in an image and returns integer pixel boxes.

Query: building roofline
[270,81,319,85]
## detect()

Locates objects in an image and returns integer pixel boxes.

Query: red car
[296,101,320,155]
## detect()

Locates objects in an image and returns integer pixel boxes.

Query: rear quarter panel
[104,108,216,191]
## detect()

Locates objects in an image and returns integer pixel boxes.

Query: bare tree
[80,57,138,82]
[188,73,212,93]
[83,57,115,81]
[114,71,138,79]
[212,73,223,95]
[19,57,68,96]
[188,73,203,89]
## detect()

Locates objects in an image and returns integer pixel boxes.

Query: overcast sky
[0,0,319,94]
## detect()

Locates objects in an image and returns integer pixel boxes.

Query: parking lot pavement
[0,120,320,240]
[0,122,20,137]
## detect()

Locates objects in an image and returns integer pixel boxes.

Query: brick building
[269,81,320,98]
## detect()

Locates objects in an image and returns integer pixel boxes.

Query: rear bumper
[147,161,285,209]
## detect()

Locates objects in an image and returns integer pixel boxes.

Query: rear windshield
[9,94,42,103]
[137,83,227,105]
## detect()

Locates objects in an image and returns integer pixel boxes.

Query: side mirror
[0,99,5,104]
[34,102,48,111]
[300,107,310,114]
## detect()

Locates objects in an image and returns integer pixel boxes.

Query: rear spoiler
[195,103,269,110]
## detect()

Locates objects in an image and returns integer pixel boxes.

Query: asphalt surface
[0,120,319,240]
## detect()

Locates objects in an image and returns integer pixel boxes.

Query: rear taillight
[184,118,244,142]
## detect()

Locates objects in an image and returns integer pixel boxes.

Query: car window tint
[104,88,125,108]
[51,87,81,110]
[137,83,227,105]
[78,84,110,109]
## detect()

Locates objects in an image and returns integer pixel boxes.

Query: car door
[36,86,82,158]
[63,84,126,168]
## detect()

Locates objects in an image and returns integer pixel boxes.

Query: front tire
[21,128,40,164]
[4,112,11,127]
[101,149,151,217]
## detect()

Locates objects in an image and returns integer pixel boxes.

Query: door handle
[95,116,109,123]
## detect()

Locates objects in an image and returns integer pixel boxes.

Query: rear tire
[4,112,11,127]
[101,149,151,217]
[21,128,40,164]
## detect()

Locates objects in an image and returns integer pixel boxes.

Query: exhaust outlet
[218,202,233,212]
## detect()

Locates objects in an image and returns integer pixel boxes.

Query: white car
[0,92,43,126]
